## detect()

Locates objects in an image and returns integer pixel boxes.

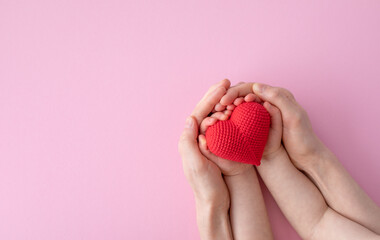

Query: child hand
[252,83,325,170]
[261,100,284,160]
[218,82,325,171]
[198,93,283,175]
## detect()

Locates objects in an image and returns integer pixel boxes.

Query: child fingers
[212,111,229,120]
[214,95,263,118]
[253,94,264,104]
[233,97,245,106]
[245,93,264,104]
[214,103,226,112]
[215,93,259,113]
[200,111,231,134]
[244,93,256,102]
[263,101,283,132]
[220,82,254,106]
[223,110,232,116]
[226,104,235,110]
[200,117,217,134]
[198,134,218,162]
[198,134,209,152]
[212,103,229,113]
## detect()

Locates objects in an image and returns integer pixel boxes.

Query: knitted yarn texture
[205,102,271,165]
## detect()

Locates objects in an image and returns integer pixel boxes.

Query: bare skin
[256,96,379,240]
[178,79,233,240]
[217,82,380,237]
[179,80,380,239]
[199,96,273,240]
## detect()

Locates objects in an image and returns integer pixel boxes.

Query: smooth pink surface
[1,1,380,239]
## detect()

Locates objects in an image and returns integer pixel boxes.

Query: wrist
[224,165,255,183]
[196,201,228,220]
[196,201,232,240]
[301,145,336,175]
[297,134,330,171]
[223,166,258,204]
[261,145,287,162]
[195,193,230,214]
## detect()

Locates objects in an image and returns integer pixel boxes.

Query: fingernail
[199,135,206,145]
[185,117,193,128]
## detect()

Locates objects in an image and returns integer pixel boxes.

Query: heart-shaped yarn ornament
[205,102,271,165]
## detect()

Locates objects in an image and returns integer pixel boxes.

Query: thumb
[252,83,299,115]
[178,116,202,160]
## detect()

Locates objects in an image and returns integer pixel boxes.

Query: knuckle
[282,88,295,100]
[270,87,295,101]
[269,87,282,98]
[279,87,294,99]
[290,107,306,124]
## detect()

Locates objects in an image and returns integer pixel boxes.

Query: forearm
[311,208,380,240]
[195,200,233,240]
[257,147,328,239]
[224,167,273,240]
[303,147,380,234]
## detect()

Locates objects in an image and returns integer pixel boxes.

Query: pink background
[1,1,380,239]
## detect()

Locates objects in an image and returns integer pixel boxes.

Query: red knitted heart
[205,102,271,165]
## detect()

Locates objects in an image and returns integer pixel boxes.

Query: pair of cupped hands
[178,79,324,211]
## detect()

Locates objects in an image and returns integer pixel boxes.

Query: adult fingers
[263,102,283,134]
[220,82,254,106]
[178,116,204,169]
[191,86,227,126]
[200,79,231,114]
[233,81,246,87]
[262,102,283,158]
[200,79,231,103]
[212,80,242,112]
[198,134,219,163]
[252,83,300,116]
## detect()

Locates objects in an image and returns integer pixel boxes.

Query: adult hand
[217,82,325,170]
[216,81,380,235]
[196,90,275,240]
[178,79,234,240]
